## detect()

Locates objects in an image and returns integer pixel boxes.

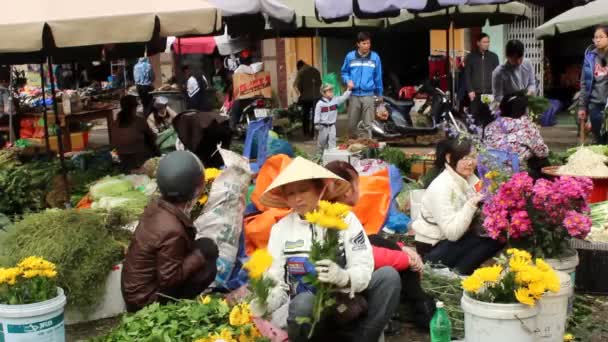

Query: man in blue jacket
[341,32,383,138]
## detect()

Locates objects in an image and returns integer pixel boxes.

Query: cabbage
[89,177,134,200]
[92,191,149,211]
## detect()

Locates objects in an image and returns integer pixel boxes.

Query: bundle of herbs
[0,208,132,313]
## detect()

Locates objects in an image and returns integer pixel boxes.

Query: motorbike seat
[383,96,414,110]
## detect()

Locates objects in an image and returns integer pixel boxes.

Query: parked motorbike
[371,82,467,139]
[232,96,273,138]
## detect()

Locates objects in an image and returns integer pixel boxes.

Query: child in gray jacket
[314,84,352,157]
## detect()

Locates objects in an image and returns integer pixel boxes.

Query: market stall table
[20,106,116,152]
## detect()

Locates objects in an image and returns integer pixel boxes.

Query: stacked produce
[557,147,608,177]
[0,209,132,312]
[0,148,59,215]
[89,175,154,216]
[589,201,608,242]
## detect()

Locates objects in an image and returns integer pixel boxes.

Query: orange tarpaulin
[244,154,393,254]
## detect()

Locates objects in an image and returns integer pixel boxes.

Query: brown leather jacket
[121,199,205,309]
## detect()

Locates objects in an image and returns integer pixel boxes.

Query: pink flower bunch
[563,210,592,238]
[483,172,592,241]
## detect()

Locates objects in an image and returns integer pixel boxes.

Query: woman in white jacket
[258,157,401,342]
[413,139,503,275]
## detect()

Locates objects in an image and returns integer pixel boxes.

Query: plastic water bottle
[430,301,452,342]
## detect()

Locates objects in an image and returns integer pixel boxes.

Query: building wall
[483,24,506,64]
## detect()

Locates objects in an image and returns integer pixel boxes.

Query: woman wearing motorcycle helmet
[122,151,219,312]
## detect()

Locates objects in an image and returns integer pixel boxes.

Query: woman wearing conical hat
[255,157,401,342]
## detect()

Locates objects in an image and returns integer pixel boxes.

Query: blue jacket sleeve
[341,53,352,85]
[374,54,383,96]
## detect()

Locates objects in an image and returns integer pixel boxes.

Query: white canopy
[0,0,221,53]
[535,0,608,39]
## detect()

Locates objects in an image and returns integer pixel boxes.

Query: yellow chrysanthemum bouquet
[191,167,223,218]
[462,249,561,306]
[0,256,58,305]
[298,200,351,337]
[242,249,276,317]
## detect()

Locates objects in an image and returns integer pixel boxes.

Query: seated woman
[325,161,436,330]
[147,96,178,134]
[112,95,159,173]
[122,151,218,312]
[258,157,401,342]
[413,139,503,276]
[484,93,549,179]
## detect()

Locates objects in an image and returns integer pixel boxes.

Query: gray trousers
[287,267,401,342]
[347,95,375,138]
[316,124,337,157]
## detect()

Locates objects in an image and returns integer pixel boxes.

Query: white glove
[267,286,289,313]
[315,259,350,287]
[249,298,267,318]
[250,286,288,317]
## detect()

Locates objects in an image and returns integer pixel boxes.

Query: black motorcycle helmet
[156,151,204,203]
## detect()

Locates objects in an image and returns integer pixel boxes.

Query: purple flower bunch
[483,173,593,242]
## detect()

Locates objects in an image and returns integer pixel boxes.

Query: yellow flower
[542,269,561,293]
[0,267,22,285]
[205,168,222,183]
[198,194,209,205]
[528,282,547,299]
[515,266,544,285]
[199,295,212,305]
[22,269,41,279]
[563,333,575,341]
[515,288,536,306]
[304,211,322,225]
[510,256,532,273]
[18,256,56,272]
[229,304,252,327]
[485,170,500,180]
[473,265,503,283]
[462,275,483,293]
[319,201,350,218]
[243,249,273,280]
[507,249,532,262]
[535,258,553,272]
[317,214,348,230]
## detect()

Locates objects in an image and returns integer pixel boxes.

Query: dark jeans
[287,267,401,342]
[137,85,154,113]
[300,99,317,138]
[588,102,607,144]
[125,260,217,313]
[421,233,504,275]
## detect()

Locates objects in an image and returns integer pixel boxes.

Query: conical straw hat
[259,157,351,209]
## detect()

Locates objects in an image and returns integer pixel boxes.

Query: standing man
[294,60,322,138]
[341,32,383,138]
[134,57,155,112]
[464,33,499,112]
[492,39,537,102]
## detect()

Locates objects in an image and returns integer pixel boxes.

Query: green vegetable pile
[0,209,132,313]
[378,146,421,176]
[528,96,551,123]
[88,176,153,222]
[92,297,266,342]
[0,149,60,216]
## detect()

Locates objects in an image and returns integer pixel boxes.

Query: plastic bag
[243,117,272,173]
[194,148,253,289]
[156,127,178,154]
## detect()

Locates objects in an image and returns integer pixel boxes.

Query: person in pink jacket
[326,161,436,330]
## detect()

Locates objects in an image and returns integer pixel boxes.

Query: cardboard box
[233,71,272,100]
[27,132,89,152]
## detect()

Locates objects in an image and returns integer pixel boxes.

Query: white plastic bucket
[536,271,572,341]
[0,287,66,342]
[461,293,539,342]
[410,189,425,221]
[546,250,579,313]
